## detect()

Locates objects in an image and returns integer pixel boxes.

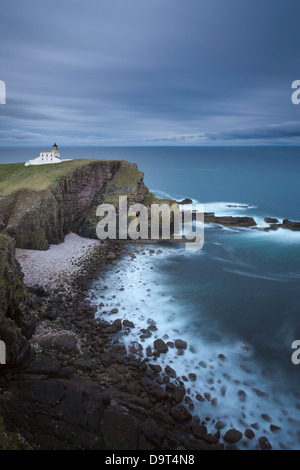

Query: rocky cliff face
[0,234,35,366]
[0,159,151,250]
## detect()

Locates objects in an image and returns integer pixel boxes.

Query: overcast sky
[0,0,300,146]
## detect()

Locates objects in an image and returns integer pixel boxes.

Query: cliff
[0,159,155,250]
[0,234,35,366]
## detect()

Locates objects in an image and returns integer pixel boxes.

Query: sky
[0,0,300,146]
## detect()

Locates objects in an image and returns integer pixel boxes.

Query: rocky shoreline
[0,238,274,450]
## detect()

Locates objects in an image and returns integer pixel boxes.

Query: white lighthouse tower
[25,143,71,166]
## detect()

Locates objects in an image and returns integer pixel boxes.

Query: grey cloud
[207,122,300,141]
[0,0,299,145]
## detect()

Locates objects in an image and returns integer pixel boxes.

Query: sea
[1,146,300,449]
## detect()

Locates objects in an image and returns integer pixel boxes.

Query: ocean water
[1,146,300,449]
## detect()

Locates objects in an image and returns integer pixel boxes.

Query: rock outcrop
[281,219,300,231]
[0,234,35,366]
[185,211,257,228]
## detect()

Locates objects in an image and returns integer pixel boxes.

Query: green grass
[0,159,112,196]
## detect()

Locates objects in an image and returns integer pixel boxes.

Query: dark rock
[245,428,255,439]
[47,310,58,321]
[178,198,193,205]
[195,393,205,402]
[170,404,192,423]
[270,424,281,432]
[150,387,169,401]
[203,214,257,227]
[102,410,140,450]
[251,423,259,430]
[223,428,243,444]
[37,334,78,352]
[191,422,207,439]
[259,436,272,450]
[101,352,113,367]
[151,409,174,426]
[174,339,187,350]
[149,364,162,374]
[215,421,226,430]
[261,413,271,422]
[110,319,122,333]
[153,339,168,354]
[170,385,186,403]
[252,388,267,397]
[140,329,152,339]
[204,433,218,445]
[238,390,247,402]
[123,319,135,328]
[264,217,279,224]
[24,354,62,375]
[282,219,300,231]
[142,419,164,447]
[188,373,197,382]
[164,365,176,378]
[28,285,50,297]
[73,358,96,371]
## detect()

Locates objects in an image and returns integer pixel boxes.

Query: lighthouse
[25,144,72,166]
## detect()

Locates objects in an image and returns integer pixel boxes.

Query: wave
[222,267,289,282]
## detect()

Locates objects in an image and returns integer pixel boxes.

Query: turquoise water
[2,146,300,448]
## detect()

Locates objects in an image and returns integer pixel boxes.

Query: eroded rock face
[0,234,35,366]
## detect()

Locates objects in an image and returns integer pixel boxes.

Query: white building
[25,144,71,166]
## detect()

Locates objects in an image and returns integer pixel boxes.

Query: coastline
[3,233,275,450]
[2,235,224,450]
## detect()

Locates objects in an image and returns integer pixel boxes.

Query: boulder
[264,217,279,224]
[153,339,168,354]
[174,339,187,350]
[178,198,193,205]
[191,422,207,439]
[164,365,176,378]
[123,319,135,328]
[223,428,243,444]
[245,428,255,439]
[170,404,192,423]
[259,436,272,450]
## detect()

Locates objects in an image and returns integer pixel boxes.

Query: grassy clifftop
[0,159,109,196]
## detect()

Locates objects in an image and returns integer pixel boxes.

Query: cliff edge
[0,234,35,366]
[0,159,155,250]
